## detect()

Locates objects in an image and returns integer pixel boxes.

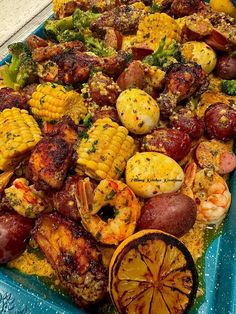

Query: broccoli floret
[44,16,74,40]
[57,29,85,43]
[143,36,181,69]
[221,80,236,96]
[1,42,37,90]
[84,36,115,57]
[44,9,112,57]
[73,8,101,31]
[149,3,161,13]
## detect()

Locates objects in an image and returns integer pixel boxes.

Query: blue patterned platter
[0,11,236,314]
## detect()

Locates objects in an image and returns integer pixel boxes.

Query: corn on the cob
[135,13,181,51]
[76,118,136,180]
[0,108,41,170]
[29,83,87,124]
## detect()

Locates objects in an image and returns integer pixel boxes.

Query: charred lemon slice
[109,230,198,314]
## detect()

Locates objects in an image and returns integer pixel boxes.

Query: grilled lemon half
[109,230,198,314]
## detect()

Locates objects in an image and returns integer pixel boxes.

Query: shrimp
[76,178,141,245]
[180,162,197,199]
[5,178,51,218]
[193,169,231,225]
[181,162,231,225]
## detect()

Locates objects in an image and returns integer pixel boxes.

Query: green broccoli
[73,8,101,32]
[143,36,181,69]
[44,8,113,57]
[149,3,161,13]
[221,80,236,96]
[1,42,37,90]
[44,16,74,40]
[84,36,115,57]
[57,29,85,43]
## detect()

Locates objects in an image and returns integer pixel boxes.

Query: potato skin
[116,88,160,135]
[126,152,184,198]
[215,55,236,80]
[137,192,197,237]
[142,128,191,161]
[0,212,34,264]
[181,41,217,74]
[204,103,236,141]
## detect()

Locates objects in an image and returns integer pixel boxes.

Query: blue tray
[0,15,236,314]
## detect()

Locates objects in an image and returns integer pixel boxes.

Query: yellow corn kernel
[76,118,136,180]
[29,83,87,124]
[135,13,181,51]
[0,108,41,170]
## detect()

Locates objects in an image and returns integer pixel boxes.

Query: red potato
[117,60,145,90]
[0,212,34,263]
[88,72,120,107]
[215,55,236,80]
[137,192,197,237]
[142,128,191,161]
[170,108,205,139]
[204,103,236,141]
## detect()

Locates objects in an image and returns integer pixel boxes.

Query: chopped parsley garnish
[115,167,123,176]
[83,113,93,129]
[105,189,116,201]
[88,140,98,153]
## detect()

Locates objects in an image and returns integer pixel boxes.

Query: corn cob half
[135,13,181,51]
[76,118,136,180]
[0,108,41,170]
[29,83,87,124]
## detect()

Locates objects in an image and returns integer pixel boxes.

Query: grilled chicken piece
[157,63,209,118]
[103,50,131,78]
[42,119,78,145]
[52,50,130,84]
[27,137,74,190]
[33,213,108,307]
[32,41,85,62]
[52,50,102,84]
[51,175,98,221]
[0,88,28,111]
[91,5,146,37]
[52,175,83,221]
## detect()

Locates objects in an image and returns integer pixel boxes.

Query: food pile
[0,0,236,312]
